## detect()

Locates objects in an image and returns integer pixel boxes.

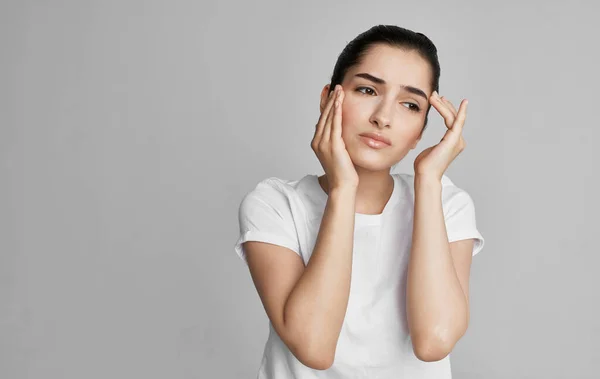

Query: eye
[357,86,421,113]
[356,86,376,95]
[403,102,421,113]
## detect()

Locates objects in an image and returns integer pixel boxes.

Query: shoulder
[238,176,301,213]
[251,176,298,196]
[440,175,475,206]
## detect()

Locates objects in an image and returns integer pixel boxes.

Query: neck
[318,169,394,215]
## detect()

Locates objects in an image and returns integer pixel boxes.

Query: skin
[317,43,432,213]
[243,42,476,370]
[317,43,476,361]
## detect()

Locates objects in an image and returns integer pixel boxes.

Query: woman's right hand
[311,85,359,190]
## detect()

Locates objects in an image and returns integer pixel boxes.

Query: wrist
[328,185,357,199]
[414,174,442,191]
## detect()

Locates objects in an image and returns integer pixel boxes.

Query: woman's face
[321,44,433,172]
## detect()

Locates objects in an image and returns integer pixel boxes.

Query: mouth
[359,132,392,149]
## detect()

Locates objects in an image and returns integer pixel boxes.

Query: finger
[322,87,340,142]
[431,92,455,128]
[451,99,468,135]
[441,96,458,118]
[439,128,452,143]
[317,87,336,131]
[314,86,338,142]
[331,88,345,140]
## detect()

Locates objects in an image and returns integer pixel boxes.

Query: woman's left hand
[413,91,468,180]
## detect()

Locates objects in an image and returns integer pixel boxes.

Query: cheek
[340,102,364,128]
[340,108,359,140]
[396,126,423,145]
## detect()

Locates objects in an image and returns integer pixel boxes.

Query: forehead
[345,44,432,92]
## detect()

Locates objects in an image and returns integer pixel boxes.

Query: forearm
[406,175,468,359]
[284,186,356,364]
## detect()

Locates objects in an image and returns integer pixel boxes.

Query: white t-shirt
[234,173,485,379]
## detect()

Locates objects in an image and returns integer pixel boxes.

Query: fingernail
[433,91,439,98]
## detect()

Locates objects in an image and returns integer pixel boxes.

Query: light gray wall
[2,0,599,378]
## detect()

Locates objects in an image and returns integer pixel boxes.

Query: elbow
[411,335,453,362]
[301,355,334,371]
[282,312,337,370]
[411,318,469,362]
[294,346,335,370]
[285,332,335,370]
[413,343,451,362]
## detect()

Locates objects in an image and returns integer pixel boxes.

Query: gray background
[2,0,599,378]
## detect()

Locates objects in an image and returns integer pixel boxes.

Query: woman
[235,25,485,379]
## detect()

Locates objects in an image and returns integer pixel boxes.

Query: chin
[348,150,394,172]
[348,144,409,172]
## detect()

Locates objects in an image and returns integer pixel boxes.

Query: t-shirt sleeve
[234,181,301,265]
[442,187,485,256]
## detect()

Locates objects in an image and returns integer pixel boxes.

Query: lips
[359,132,391,146]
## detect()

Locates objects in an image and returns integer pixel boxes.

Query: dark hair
[329,25,440,135]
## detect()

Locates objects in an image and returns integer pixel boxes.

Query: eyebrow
[353,72,428,101]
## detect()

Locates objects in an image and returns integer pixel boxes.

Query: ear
[319,84,332,113]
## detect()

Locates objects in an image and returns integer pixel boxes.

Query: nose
[369,100,393,129]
